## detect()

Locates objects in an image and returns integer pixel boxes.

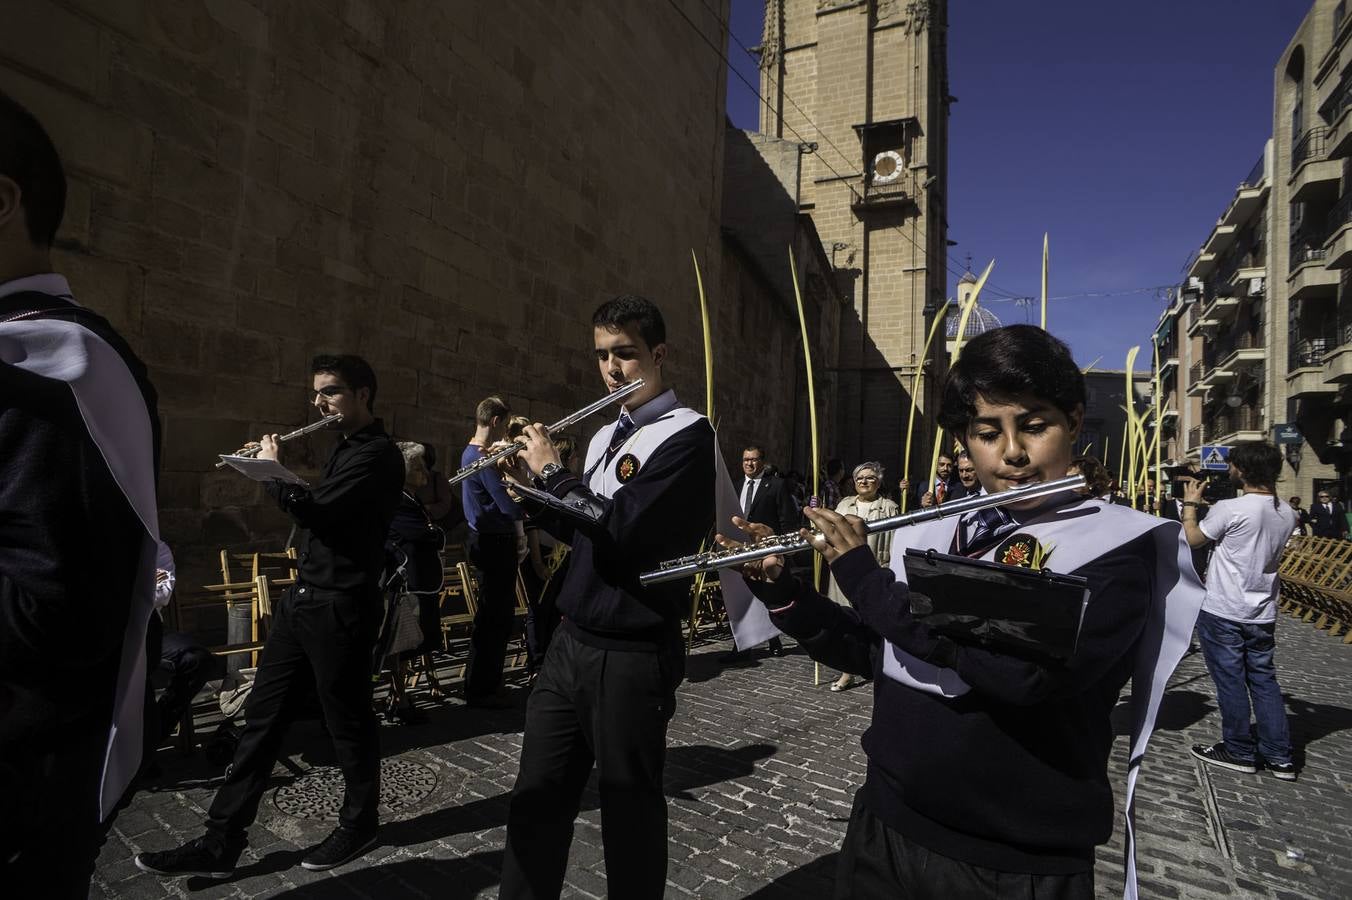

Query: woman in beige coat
[826,461,899,691]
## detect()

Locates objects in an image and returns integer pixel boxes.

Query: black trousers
[465,530,519,699]
[143,616,216,749]
[834,795,1093,900]
[205,584,381,842]
[500,626,684,899]
[1,736,106,899]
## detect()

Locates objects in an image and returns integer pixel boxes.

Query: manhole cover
[274,756,438,821]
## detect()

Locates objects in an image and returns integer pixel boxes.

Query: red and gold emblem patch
[616,453,640,482]
[994,533,1053,570]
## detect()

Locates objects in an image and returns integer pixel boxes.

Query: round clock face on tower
[872,150,904,183]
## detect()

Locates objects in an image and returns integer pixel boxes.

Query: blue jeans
[1196,610,1292,765]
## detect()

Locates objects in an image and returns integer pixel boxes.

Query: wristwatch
[536,462,565,483]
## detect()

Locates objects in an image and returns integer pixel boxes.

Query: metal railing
[860,172,912,206]
[1290,336,1332,369]
[1189,361,1206,384]
[1292,126,1329,170]
[1291,238,1329,267]
[1211,330,1266,366]
[1329,192,1352,236]
[1212,407,1265,438]
[1241,153,1266,189]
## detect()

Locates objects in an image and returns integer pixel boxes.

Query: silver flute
[447,378,646,487]
[638,474,1087,586]
[213,413,344,468]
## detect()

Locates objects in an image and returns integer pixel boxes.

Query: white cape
[0,315,159,821]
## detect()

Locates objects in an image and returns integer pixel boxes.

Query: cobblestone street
[95,611,1352,899]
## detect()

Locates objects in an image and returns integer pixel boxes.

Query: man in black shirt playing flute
[719,326,1203,900]
[137,355,404,878]
[496,296,726,898]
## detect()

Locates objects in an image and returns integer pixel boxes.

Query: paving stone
[92,614,1352,898]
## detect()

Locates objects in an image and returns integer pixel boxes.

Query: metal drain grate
[273,756,438,821]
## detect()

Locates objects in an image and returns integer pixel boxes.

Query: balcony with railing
[1327,192,1352,268]
[1212,329,1267,373]
[1220,153,1270,228]
[1208,407,1266,444]
[1289,234,1339,301]
[1186,297,1218,335]
[1287,333,1339,398]
[1290,127,1342,204]
[1325,73,1352,158]
[1329,295,1352,383]
[1186,360,1210,396]
[852,169,915,211]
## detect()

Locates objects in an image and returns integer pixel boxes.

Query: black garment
[947,481,976,501]
[206,421,400,841]
[750,532,1153,875]
[142,615,215,752]
[265,420,406,593]
[0,290,159,895]
[385,492,445,657]
[502,399,713,896]
[834,794,1092,900]
[1309,501,1348,538]
[500,625,683,899]
[207,585,383,840]
[1290,506,1310,536]
[464,530,520,699]
[735,471,801,534]
[539,417,715,647]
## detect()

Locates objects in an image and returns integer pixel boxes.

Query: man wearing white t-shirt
[1179,443,1298,780]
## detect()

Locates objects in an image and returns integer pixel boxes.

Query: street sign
[1272,423,1303,445]
[1200,444,1231,471]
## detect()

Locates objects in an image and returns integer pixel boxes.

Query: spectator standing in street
[825,462,898,692]
[1308,489,1347,540]
[950,451,979,500]
[1288,497,1310,537]
[1181,443,1299,780]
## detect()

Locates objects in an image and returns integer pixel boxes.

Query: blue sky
[725,0,1312,370]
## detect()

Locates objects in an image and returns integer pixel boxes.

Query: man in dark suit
[725,444,793,659]
[1309,490,1348,539]
[736,444,800,534]
[949,451,979,500]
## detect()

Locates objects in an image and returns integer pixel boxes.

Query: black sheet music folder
[902,548,1090,661]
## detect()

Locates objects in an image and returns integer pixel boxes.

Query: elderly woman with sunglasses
[824,461,899,692]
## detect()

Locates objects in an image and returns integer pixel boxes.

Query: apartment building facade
[1167,0,1352,502]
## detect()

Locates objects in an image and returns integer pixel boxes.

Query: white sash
[878,496,1203,900]
[0,316,160,821]
[585,406,777,649]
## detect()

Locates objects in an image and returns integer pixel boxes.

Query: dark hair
[826,457,844,478]
[1070,455,1113,498]
[312,354,378,410]
[476,395,510,426]
[0,92,66,246]
[743,444,765,458]
[592,294,665,349]
[1289,496,1301,505]
[938,325,1085,436]
[1229,442,1282,509]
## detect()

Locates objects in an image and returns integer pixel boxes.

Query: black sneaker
[1267,761,1298,781]
[300,825,377,871]
[1190,742,1257,774]
[135,836,241,878]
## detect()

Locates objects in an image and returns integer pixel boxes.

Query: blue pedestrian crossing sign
[1200,445,1231,471]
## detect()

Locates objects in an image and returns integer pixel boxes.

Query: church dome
[945,302,1003,340]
